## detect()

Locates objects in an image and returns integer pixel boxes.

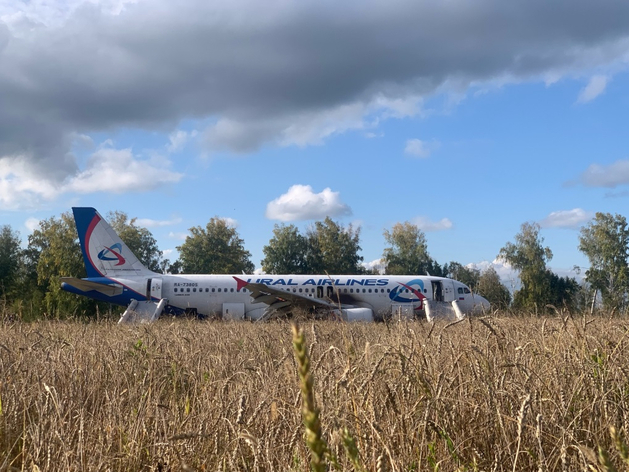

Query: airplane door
[442,279,455,302]
[149,278,162,300]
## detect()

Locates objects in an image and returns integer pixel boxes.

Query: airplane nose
[473,295,490,313]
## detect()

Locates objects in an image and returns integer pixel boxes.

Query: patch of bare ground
[2,314,629,471]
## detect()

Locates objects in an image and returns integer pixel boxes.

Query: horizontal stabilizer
[60,277,123,296]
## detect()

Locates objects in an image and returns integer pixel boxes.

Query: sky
[1,0,628,284]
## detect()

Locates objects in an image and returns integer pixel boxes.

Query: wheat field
[1,314,629,471]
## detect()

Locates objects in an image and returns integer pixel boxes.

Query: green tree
[476,267,511,310]
[166,259,182,274]
[306,217,363,274]
[107,211,163,272]
[261,224,309,274]
[27,213,96,316]
[178,218,255,274]
[498,222,576,312]
[578,212,629,312]
[382,222,441,275]
[444,261,480,290]
[0,225,22,299]
[546,270,580,311]
[498,222,551,310]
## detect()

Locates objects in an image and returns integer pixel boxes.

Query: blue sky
[1,0,628,281]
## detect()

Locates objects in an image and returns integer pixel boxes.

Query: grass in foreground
[1,314,629,471]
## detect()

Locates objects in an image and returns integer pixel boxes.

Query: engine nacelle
[335,307,374,322]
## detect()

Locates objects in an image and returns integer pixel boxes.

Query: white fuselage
[112,273,489,321]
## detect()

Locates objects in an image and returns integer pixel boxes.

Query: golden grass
[1,314,629,471]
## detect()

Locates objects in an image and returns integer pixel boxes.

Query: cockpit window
[458,287,463,294]
[464,288,471,293]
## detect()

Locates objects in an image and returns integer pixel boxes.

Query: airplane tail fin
[72,207,156,278]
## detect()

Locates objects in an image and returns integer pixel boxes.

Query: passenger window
[186,288,190,292]
[174,288,178,293]
[193,288,196,292]
[218,288,221,292]
[212,288,215,292]
[230,288,234,292]
[299,288,302,292]
[368,289,372,293]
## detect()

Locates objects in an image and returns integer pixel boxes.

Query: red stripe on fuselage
[85,215,104,277]
[233,276,248,291]
[398,281,426,310]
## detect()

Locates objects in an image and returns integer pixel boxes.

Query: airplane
[61,207,490,323]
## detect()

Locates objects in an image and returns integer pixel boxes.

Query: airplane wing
[233,276,343,319]
[60,277,124,296]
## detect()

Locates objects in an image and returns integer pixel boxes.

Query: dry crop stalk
[292,323,327,472]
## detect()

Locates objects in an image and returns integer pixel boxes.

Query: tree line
[0,211,627,318]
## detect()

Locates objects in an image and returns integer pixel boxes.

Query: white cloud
[577,75,608,103]
[71,133,95,150]
[412,216,453,232]
[539,208,593,229]
[373,95,424,120]
[0,145,184,210]
[579,159,629,188]
[404,139,440,158]
[65,147,183,194]
[167,129,197,153]
[24,217,40,233]
[280,102,369,148]
[0,157,61,210]
[362,258,385,275]
[221,217,238,228]
[469,259,519,290]
[266,184,352,222]
[405,139,430,158]
[162,248,174,258]
[135,217,182,228]
[168,231,188,240]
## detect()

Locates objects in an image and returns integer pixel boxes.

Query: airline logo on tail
[97,243,126,266]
